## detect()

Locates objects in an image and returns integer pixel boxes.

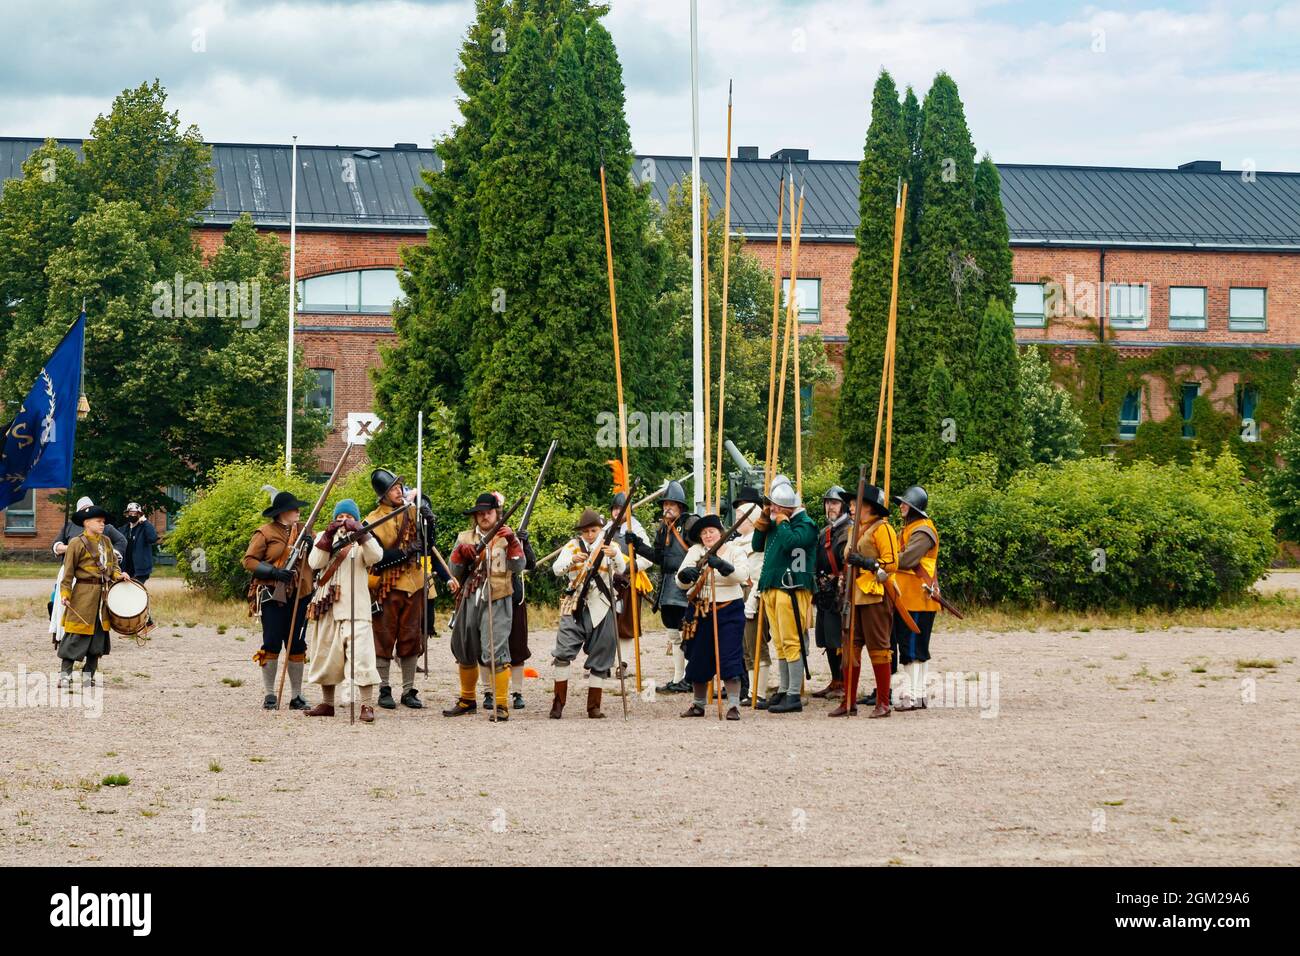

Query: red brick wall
[744,238,855,341]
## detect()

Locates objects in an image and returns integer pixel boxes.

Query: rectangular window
[358,269,402,313]
[1168,286,1206,331]
[4,488,36,532]
[1108,283,1148,329]
[306,368,335,428]
[165,485,192,533]
[1118,389,1141,440]
[1181,382,1200,438]
[1237,384,1260,443]
[1229,287,1266,332]
[1012,282,1047,328]
[781,277,821,323]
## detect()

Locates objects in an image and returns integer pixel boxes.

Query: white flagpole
[285,135,299,473]
[689,0,704,515]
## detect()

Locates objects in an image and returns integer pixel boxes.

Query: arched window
[297,269,402,314]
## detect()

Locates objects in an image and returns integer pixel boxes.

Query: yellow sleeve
[875,524,900,574]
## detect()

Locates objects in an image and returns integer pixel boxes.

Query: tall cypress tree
[968,299,1027,477]
[973,154,1013,310]
[839,70,908,475]
[919,353,970,480]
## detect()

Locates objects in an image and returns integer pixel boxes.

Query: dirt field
[1,589,1297,867]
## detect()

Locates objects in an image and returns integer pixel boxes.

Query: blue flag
[0,313,86,512]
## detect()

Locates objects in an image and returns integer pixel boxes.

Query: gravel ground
[1,605,1296,866]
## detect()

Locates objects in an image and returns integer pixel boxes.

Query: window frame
[1118,388,1142,441]
[1181,382,1201,439]
[306,368,336,428]
[296,268,401,315]
[1168,286,1207,331]
[1108,282,1149,330]
[1228,287,1267,333]
[1012,282,1047,328]
[781,277,821,324]
[3,487,37,534]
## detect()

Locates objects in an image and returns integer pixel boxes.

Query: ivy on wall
[1045,342,1300,479]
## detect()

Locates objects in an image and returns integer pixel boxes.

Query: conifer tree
[973,154,1013,310]
[967,300,1027,477]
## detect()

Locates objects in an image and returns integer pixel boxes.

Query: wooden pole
[754,173,785,709]
[603,164,634,717]
[771,180,798,479]
[702,200,712,512]
[709,568,723,718]
[714,81,734,513]
[763,174,785,489]
[883,181,907,499]
[788,185,806,496]
[870,181,907,487]
[630,541,642,693]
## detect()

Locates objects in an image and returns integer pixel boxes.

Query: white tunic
[675,541,750,604]
[554,538,627,626]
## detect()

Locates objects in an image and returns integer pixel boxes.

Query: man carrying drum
[55,501,131,688]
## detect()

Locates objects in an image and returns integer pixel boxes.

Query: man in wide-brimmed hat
[675,513,750,720]
[304,499,383,722]
[242,488,314,710]
[549,507,626,719]
[751,475,817,714]
[365,468,427,710]
[445,491,526,721]
[54,501,130,687]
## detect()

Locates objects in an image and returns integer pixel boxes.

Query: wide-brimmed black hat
[72,505,110,526]
[839,484,889,516]
[464,492,503,515]
[734,483,763,506]
[370,468,402,499]
[263,490,310,518]
[687,513,724,545]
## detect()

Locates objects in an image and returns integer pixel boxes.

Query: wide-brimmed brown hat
[574,508,603,531]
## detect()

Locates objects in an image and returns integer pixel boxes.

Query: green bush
[927,450,1274,609]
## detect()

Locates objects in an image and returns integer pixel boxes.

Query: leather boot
[377,685,396,710]
[303,702,335,717]
[586,686,606,719]
[811,679,843,700]
[359,704,375,723]
[549,680,567,719]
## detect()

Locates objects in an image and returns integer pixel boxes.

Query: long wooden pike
[599,153,632,720]
[714,80,734,512]
[871,180,907,488]
[842,464,867,715]
[754,171,786,709]
[770,169,798,479]
[789,183,806,496]
[702,199,713,510]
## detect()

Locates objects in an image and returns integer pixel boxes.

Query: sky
[1,0,1297,170]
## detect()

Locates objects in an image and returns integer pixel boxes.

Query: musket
[328,502,408,554]
[678,503,757,645]
[517,440,558,536]
[571,479,641,619]
[275,442,354,709]
[452,494,527,612]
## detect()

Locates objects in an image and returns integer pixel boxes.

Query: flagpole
[284,135,299,473]
[689,0,705,516]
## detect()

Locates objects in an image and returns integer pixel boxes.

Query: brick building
[3,138,1298,554]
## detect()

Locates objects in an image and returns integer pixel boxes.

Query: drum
[106,580,150,635]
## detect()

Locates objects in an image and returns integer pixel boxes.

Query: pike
[517,440,559,536]
[275,442,354,710]
[841,464,867,711]
[537,474,689,569]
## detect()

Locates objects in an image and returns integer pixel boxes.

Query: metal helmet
[370,468,401,499]
[660,480,687,507]
[611,491,628,511]
[766,478,800,509]
[822,484,846,504]
[892,485,929,518]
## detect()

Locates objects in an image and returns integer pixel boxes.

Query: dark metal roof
[0,137,440,232]
[3,136,1298,249]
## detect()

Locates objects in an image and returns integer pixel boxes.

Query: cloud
[0,0,1296,171]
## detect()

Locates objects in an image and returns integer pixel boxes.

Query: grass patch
[221,677,244,688]
[208,760,222,773]
[101,774,130,787]
[249,755,267,764]
[1235,659,1277,671]
[944,591,1300,633]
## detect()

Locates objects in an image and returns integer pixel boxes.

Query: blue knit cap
[333,498,360,521]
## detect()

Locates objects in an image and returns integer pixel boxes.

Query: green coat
[751,508,818,592]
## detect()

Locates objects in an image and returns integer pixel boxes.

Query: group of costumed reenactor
[235,455,945,724]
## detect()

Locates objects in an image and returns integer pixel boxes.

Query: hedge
[926,451,1275,609]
